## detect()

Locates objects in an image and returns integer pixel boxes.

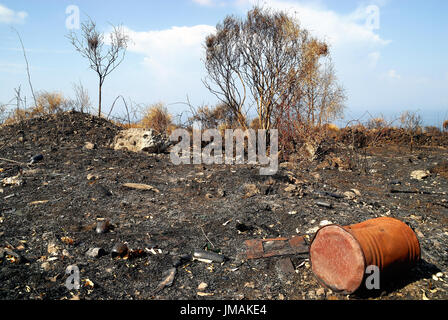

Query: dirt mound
[0,111,120,154]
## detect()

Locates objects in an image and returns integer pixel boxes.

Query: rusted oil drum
[309,217,421,294]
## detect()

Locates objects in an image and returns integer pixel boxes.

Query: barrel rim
[310,223,367,294]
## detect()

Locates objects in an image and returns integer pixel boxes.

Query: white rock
[306,226,319,234]
[197,282,208,291]
[87,173,99,181]
[343,191,356,199]
[111,128,171,154]
[316,288,325,296]
[410,170,430,180]
[84,142,96,150]
[47,242,59,256]
[2,175,23,186]
[41,262,51,271]
[319,220,333,227]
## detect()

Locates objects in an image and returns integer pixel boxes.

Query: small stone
[84,142,96,150]
[41,262,51,271]
[197,282,208,291]
[86,247,106,258]
[316,201,332,209]
[343,191,356,199]
[87,173,99,181]
[316,288,325,296]
[306,226,319,234]
[436,272,444,278]
[319,220,333,227]
[47,242,59,256]
[411,170,430,180]
[62,249,72,258]
[205,193,213,199]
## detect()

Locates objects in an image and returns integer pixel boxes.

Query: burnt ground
[0,111,447,300]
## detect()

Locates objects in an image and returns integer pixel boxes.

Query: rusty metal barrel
[309,217,421,294]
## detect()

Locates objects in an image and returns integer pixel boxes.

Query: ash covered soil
[0,111,447,300]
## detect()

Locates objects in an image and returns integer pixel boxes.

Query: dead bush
[190,103,238,130]
[33,91,68,116]
[0,104,7,125]
[3,108,32,125]
[400,111,422,151]
[3,91,69,125]
[249,118,261,130]
[366,117,387,130]
[424,126,441,135]
[72,81,92,114]
[140,103,174,134]
[400,111,422,133]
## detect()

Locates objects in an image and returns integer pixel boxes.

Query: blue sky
[1,0,447,126]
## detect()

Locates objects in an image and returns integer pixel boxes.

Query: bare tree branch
[67,18,129,117]
[11,27,37,108]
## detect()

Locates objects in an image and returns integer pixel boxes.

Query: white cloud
[123,25,215,79]
[387,69,401,79]
[0,4,27,24]
[192,0,214,6]
[235,0,390,48]
[112,24,217,106]
[192,0,231,7]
